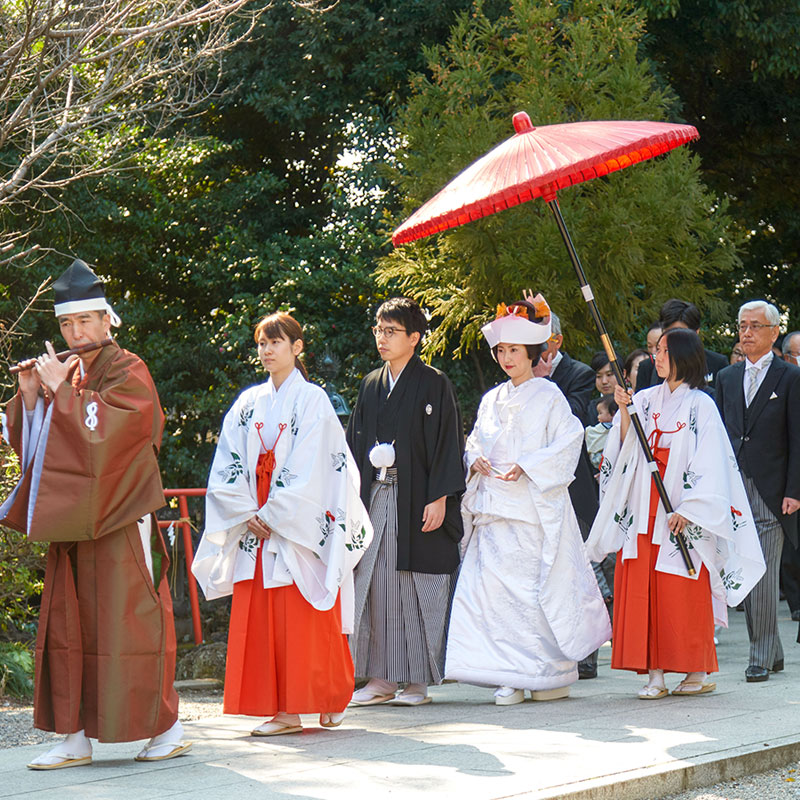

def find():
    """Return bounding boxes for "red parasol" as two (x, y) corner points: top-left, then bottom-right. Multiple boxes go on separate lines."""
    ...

(392, 113), (700, 575)
(393, 115), (698, 244)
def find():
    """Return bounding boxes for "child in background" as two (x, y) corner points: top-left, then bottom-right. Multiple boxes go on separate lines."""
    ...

(585, 394), (618, 470)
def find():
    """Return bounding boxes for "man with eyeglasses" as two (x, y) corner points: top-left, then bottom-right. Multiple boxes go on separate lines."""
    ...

(347, 297), (465, 707)
(716, 301), (800, 682)
(783, 331), (800, 367)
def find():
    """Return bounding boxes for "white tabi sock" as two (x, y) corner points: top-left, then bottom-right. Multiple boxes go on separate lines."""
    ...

(270, 712), (301, 727)
(140, 719), (185, 758)
(364, 678), (399, 695)
(399, 683), (427, 698)
(29, 730), (92, 766)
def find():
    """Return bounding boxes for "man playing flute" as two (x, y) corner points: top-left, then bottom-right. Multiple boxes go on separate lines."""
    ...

(1, 259), (190, 768)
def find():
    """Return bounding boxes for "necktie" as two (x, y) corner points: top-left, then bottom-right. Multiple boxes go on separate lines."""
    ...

(745, 365), (760, 407)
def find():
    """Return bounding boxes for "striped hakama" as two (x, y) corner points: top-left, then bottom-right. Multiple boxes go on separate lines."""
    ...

(351, 469), (451, 685)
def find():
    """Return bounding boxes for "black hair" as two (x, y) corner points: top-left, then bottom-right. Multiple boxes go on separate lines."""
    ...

(647, 320), (662, 333)
(590, 351), (610, 372)
(375, 297), (427, 343)
(623, 348), (649, 377)
(659, 298), (701, 332)
(491, 342), (544, 366)
(661, 328), (706, 389)
(597, 393), (618, 416)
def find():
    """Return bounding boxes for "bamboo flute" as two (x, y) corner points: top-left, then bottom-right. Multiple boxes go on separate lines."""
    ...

(9, 338), (114, 374)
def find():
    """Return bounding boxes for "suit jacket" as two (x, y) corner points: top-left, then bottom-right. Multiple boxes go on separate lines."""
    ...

(716, 357), (800, 546)
(637, 347), (728, 396)
(548, 351), (599, 530)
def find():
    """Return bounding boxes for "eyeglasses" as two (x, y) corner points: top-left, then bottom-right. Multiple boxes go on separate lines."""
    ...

(737, 322), (776, 332)
(372, 325), (407, 339)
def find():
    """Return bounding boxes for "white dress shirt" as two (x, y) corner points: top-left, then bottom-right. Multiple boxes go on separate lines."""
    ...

(742, 351), (773, 407)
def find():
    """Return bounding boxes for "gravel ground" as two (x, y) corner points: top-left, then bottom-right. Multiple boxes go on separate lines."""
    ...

(657, 764), (800, 799)
(0, 687), (224, 748)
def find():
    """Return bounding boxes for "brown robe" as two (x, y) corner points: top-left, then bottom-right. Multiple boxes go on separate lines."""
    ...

(3, 341), (178, 742)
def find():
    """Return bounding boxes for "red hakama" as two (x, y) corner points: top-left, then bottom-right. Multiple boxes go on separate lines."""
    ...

(223, 428), (354, 716)
(611, 445), (718, 675)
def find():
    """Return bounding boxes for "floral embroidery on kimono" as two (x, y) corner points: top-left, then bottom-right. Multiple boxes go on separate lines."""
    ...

(192, 368), (372, 633)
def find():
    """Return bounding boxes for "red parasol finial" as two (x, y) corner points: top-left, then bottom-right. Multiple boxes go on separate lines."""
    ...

(512, 112), (535, 134)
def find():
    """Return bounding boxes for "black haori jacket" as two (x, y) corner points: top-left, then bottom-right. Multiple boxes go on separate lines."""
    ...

(347, 355), (465, 574)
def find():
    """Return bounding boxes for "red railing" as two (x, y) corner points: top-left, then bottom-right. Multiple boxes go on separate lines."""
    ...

(158, 489), (205, 646)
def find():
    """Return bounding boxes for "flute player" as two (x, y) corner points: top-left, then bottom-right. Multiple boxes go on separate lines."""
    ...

(0, 259), (191, 768)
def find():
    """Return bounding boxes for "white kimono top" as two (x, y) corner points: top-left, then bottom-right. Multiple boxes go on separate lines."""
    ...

(585, 381), (766, 626)
(192, 369), (373, 633)
(461, 377), (612, 661)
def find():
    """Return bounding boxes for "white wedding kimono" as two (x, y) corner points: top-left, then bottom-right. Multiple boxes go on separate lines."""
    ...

(192, 368), (373, 633)
(445, 378), (611, 691)
(585, 382), (765, 627)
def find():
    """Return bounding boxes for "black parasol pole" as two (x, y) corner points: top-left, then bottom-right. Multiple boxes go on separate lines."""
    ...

(545, 195), (695, 577)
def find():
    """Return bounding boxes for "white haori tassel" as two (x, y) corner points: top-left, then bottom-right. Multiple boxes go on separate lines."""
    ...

(369, 441), (395, 481)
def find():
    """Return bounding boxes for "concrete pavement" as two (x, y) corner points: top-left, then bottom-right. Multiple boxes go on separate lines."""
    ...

(3, 610), (800, 800)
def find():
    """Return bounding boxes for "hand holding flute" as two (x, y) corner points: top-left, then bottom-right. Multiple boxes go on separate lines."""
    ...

(10, 339), (113, 374)
(16, 341), (80, 410)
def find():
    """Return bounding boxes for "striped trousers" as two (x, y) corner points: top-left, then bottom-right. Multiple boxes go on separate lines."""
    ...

(741, 474), (785, 668)
(350, 469), (451, 685)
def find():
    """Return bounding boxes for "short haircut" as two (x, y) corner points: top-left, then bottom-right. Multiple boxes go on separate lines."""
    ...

(597, 393), (618, 416)
(376, 297), (427, 341)
(659, 299), (701, 331)
(783, 331), (800, 356)
(591, 351), (610, 372)
(661, 328), (706, 389)
(491, 342), (544, 367)
(550, 311), (562, 336)
(647, 320), (662, 333)
(738, 300), (781, 327)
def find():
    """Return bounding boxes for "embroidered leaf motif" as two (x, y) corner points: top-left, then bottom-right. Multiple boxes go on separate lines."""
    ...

(729, 454), (740, 472)
(331, 452), (346, 472)
(683, 470), (699, 490)
(670, 523), (703, 548)
(346, 520), (369, 551)
(276, 467), (297, 488)
(290, 408), (299, 437)
(720, 567), (743, 592)
(238, 532), (258, 557)
(218, 452), (244, 484)
(238, 400), (254, 428)
(730, 505), (746, 532)
(688, 406), (698, 434)
(600, 458), (613, 479)
(614, 505), (633, 537)
(317, 510), (336, 547)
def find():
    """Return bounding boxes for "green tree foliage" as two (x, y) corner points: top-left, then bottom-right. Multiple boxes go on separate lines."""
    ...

(0, 642), (35, 699)
(380, 0), (740, 361)
(2, 0), (489, 486)
(641, 0), (800, 328)
(0, 444), (46, 641)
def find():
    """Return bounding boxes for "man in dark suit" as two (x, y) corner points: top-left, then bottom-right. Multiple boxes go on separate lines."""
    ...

(534, 311), (608, 679)
(637, 299), (728, 394)
(716, 301), (800, 682)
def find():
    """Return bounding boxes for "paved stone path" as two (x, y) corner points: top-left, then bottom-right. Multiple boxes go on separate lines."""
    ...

(3, 611), (799, 799)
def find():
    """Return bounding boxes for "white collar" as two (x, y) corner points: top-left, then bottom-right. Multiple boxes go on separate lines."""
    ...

(744, 351), (773, 370)
(388, 367), (403, 394)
